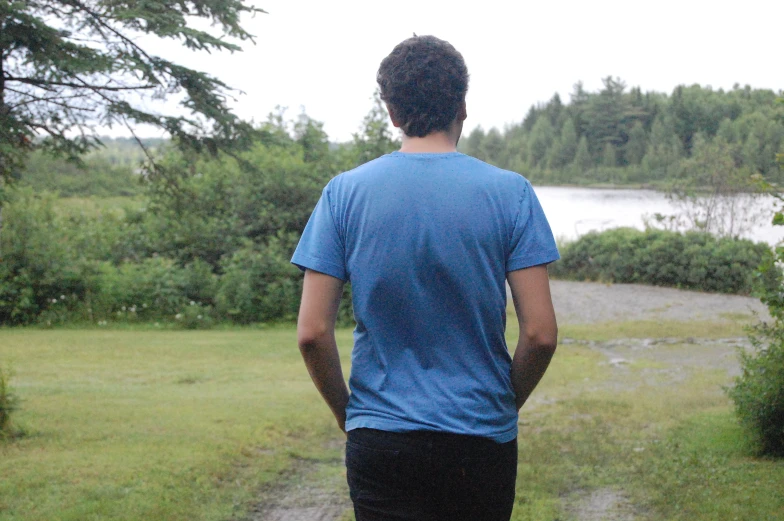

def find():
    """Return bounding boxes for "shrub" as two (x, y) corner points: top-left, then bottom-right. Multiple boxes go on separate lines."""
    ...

(92, 257), (216, 322)
(176, 302), (214, 330)
(0, 365), (19, 438)
(0, 189), (97, 325)
(216, 235), (303, 323)
(550, 228), (775, 294)
(728, 330), (784, 456)
(728, 177), (784, 457)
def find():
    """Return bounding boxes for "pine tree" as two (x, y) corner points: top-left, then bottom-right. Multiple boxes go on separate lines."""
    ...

(585, 77), (628, 156)
(557, 119), (578, 166)
(481, 128), (505, 166)
(0, 0), (265, 182)
(602, 143), (617, 168)
(352, 91), (400, 165)
(463, 126), (486, 159)
(625, 121), (648, 165)
(572, 136), (592, 174)
(527, 117), (554, 168)
(743, 133), (763, 173)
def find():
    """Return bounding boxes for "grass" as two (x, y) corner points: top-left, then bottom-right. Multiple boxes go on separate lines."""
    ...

(1, 320), (782, 521)
(560, 318), (751, 341)
(0, 328), (353, 521)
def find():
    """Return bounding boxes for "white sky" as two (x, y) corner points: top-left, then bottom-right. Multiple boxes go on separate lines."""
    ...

(122, 0), (783, 143)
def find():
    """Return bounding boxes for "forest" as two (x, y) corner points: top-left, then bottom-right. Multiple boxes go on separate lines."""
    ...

(459, 78), (784, 187)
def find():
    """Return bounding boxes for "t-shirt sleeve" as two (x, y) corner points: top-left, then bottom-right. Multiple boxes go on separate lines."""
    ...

(291, 185), (348, 281)
(507, 182), (560, 272)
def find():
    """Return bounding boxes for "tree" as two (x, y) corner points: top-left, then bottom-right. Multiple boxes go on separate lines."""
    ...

(669, 137), (765, 238)
(351, 90), (400, 166)
(0, 1), (265, 183)
(625, 121), (647, 165)
(548, 118), (577, 169)
(480, 127), (504, 165)
(601, 142), (616, 168)
(294, 112), (329, 164)
(572, 135), (592, 175)
(584, 76), (628, 155)
(642, 117), (682, 180)
(461, 126), (485, 159)
(527, 117), (554, 168)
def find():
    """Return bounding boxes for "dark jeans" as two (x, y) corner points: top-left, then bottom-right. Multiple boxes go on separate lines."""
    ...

(346, 428), (517, 521)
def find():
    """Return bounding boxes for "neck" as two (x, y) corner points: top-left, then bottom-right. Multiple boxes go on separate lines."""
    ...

(398, 121), (462, 154)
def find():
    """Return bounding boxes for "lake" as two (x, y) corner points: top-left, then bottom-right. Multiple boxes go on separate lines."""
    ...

(534, 186), (780, 246)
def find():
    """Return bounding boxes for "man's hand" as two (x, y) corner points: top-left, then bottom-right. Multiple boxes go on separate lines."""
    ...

(508, 265), (558, 410)
(297, 270), (350, 433)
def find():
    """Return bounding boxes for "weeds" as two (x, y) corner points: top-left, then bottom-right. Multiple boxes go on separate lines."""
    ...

(0, 364), (19, 438)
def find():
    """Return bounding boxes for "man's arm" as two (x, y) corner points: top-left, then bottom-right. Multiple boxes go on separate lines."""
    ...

(508, 265), (558, 410)
(297, 269), (349, 433)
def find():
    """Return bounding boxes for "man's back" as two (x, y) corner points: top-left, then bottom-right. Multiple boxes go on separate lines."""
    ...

(293, 34), (559, 521)
(293, 151), (559, 441)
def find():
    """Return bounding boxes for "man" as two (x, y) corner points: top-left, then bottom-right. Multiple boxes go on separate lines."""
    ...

(291, 35), (559, 521)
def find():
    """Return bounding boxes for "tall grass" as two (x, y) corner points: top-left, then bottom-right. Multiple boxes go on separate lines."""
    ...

(0, 365), (18, 437)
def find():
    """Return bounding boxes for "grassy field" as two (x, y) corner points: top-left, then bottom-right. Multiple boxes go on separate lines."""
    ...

(0, 328), (349, 521)
(1, 319), (783, 521)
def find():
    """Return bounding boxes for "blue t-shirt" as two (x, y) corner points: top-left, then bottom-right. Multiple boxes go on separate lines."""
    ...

(291, 151), (559, 442)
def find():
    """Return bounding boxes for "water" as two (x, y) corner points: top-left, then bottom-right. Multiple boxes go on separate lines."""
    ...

(534, 186), (780, 246)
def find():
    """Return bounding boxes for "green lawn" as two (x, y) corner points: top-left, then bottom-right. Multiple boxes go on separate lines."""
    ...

(0, 328), (352, 521)
(1, 322), (782, 521)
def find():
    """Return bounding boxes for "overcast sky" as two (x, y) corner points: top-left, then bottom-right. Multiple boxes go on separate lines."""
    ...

(126, 0), (783, 142)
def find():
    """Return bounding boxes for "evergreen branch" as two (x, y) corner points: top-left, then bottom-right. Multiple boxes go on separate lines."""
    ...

(6, 76), (155, 91)
(5, 87), (93, 112)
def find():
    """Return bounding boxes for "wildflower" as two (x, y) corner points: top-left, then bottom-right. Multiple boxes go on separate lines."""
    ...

(197, 315), (203, 320)
(121, 306), (127, 311)
(60, 295), (66, 300)
(175, 314), (183, 320)
(190, 301), (196, 306)
(130, 306), (136, 313)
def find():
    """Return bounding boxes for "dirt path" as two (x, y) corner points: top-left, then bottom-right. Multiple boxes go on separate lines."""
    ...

(250, 281), (768, 521)
(249, 446), (352, 521)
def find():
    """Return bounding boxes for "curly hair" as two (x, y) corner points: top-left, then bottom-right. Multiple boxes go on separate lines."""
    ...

(377, 35), (469, 138)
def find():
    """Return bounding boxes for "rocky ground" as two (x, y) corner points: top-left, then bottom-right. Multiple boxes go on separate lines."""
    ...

(549, 279), (768, 324)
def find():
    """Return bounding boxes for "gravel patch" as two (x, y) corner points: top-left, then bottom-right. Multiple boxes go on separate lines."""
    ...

(549, 280), (769, 324)
(563, 488), (640, 521)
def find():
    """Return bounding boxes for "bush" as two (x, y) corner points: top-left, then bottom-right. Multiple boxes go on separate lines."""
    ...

(92, 257), (217, 322)
(728, 331), (784, 456)
(216, 235), (302, 323)
(0, 189), (98, 325)
(550, 228), (775, 294)
(20, 151), (141, 197)
(728, 180), (784, 457)
(0, 365), (19, 438)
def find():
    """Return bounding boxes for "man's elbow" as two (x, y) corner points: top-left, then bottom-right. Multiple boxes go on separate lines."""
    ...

(297, 322), (332, 353)
(524, 327), (558, 354)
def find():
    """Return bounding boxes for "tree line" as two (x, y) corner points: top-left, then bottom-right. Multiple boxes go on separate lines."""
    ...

(459, 78), (784, 186)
